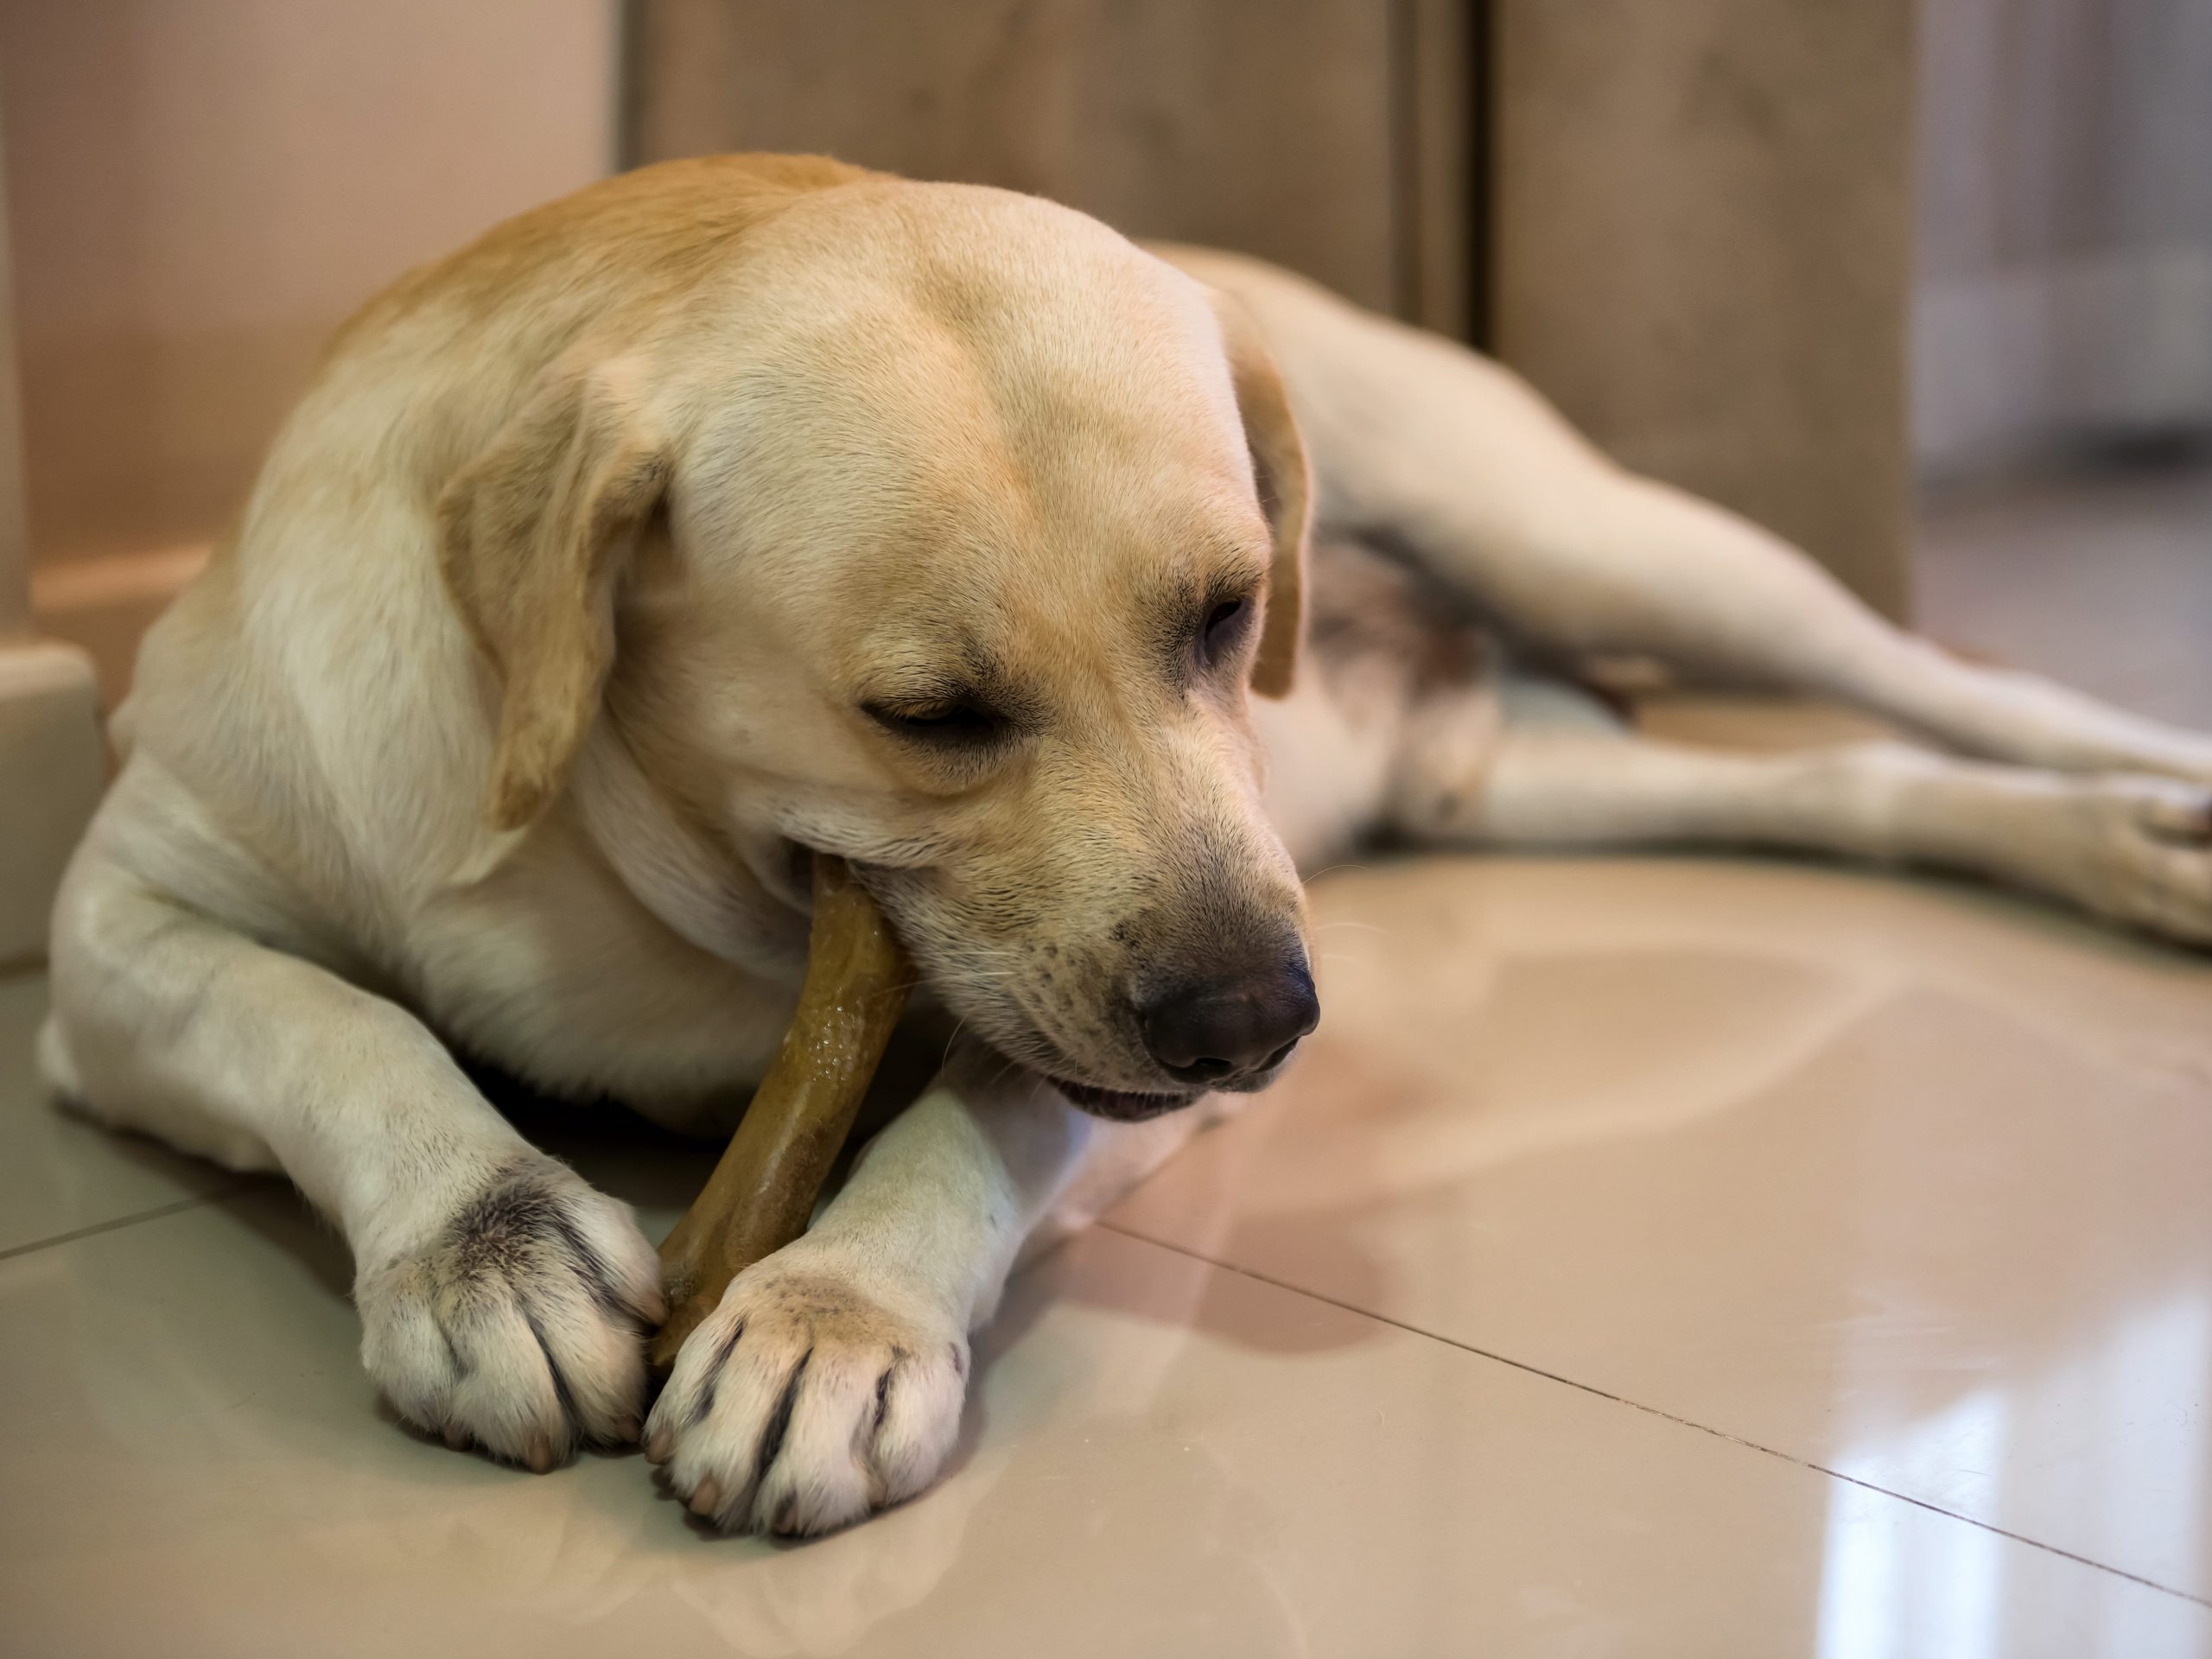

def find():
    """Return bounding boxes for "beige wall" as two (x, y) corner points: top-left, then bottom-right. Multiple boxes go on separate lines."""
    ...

(0, 110), (25, 642)
(0, 94), (105, 969)
(1916, 0), (2212, 473)
(1491, 0), (1916, 617)
(1, 0), (620, 571)
(626, 0), (1473, 337)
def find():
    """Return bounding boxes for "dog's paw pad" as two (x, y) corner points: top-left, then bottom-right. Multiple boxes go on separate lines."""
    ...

(646, 1250), (968, 1536)
(358, 1157), (663, 1469)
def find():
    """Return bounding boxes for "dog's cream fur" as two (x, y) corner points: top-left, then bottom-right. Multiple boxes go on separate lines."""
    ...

(41, 156), (2212, 1535)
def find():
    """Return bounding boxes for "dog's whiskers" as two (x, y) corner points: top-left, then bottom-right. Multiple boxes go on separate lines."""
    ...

(1301, 861), (1373, 882)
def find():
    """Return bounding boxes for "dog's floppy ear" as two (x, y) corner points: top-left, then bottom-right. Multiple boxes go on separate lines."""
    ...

(436, 357), (669, 832)
(1211, 294), (1311, 699)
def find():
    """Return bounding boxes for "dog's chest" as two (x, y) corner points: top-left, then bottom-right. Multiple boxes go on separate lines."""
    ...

(405, 826), (802, 1131)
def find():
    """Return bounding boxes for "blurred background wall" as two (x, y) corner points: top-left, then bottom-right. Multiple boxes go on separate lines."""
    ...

(0, 0), (616, 686)
(1916, 0), (2212, 476)
(623, 0), (1475, 336)
(0, 0), (2203, 706)
(626, 0), (1915, 617)
(1486, 0), (1914, 618)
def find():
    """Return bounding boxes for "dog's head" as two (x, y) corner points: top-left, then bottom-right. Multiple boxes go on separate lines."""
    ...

(437, 175), (1316, 1117)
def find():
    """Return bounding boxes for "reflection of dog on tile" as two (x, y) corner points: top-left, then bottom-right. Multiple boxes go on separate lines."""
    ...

(39, 156), (2212, 1535)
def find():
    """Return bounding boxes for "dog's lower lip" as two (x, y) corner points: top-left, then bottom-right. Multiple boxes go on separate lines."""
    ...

(1047, 1074), (1198, 1120)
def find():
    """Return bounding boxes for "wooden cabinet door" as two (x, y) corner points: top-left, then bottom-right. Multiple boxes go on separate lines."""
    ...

(625, 0), (1472, 332)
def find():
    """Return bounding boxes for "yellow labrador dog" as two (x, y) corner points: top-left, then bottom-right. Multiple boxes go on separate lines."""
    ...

(41, 156), (2212, 1535)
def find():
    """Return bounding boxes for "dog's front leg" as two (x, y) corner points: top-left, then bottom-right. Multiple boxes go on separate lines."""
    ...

(645, 1050), (1106, 1536)
(47, 830), (665, 1470)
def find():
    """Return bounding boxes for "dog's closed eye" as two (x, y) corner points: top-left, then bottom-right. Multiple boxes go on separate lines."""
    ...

(864, 698), (1007, 744)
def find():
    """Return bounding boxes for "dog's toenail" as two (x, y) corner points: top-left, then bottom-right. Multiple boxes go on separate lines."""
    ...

(688, 1477), (722, 1517)
(645, 1427), (673, 1464)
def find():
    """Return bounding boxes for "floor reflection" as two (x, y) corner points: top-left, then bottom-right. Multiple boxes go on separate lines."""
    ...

(1819, 1387), (2011, 1659)
(1820, 1286), (2211, 1656)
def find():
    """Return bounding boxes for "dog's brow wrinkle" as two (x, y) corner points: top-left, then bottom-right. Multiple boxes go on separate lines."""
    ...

(863, 669), (979, 707)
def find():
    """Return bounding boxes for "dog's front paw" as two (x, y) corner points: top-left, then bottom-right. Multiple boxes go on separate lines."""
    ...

(645, 1244), (968, 1536)
(356, 1157), (664, 1470)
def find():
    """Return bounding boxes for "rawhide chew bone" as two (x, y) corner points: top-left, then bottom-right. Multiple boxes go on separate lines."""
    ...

(651, 855), (910, 1369)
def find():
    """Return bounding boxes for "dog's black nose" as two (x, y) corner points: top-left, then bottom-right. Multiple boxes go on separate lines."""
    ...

(1140, 963), (1319, 1087)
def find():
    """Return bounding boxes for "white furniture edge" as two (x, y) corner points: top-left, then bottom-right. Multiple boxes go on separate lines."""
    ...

(0, 97), (105, 970)
(0, 637), (102, 970)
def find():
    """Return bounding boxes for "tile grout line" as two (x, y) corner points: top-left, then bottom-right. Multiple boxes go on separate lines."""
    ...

(0, 1186), (255, 1265)
(1096, 1218), (2212, 1611)
(6, 1175), (2198, 1610)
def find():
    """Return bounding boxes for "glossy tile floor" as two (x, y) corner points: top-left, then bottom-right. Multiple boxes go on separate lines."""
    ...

(4, 464), (2211, 1656)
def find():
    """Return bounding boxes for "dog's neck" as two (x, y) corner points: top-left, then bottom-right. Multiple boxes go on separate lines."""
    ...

(565, 718), (812, 985)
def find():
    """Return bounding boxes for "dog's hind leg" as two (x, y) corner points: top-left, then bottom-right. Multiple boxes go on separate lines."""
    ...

(1188, 250), (2212, 785)
(46, 764), (665, 1471)
(1424, 459), (2212, 788)
(1389, 712), (2212, 946)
